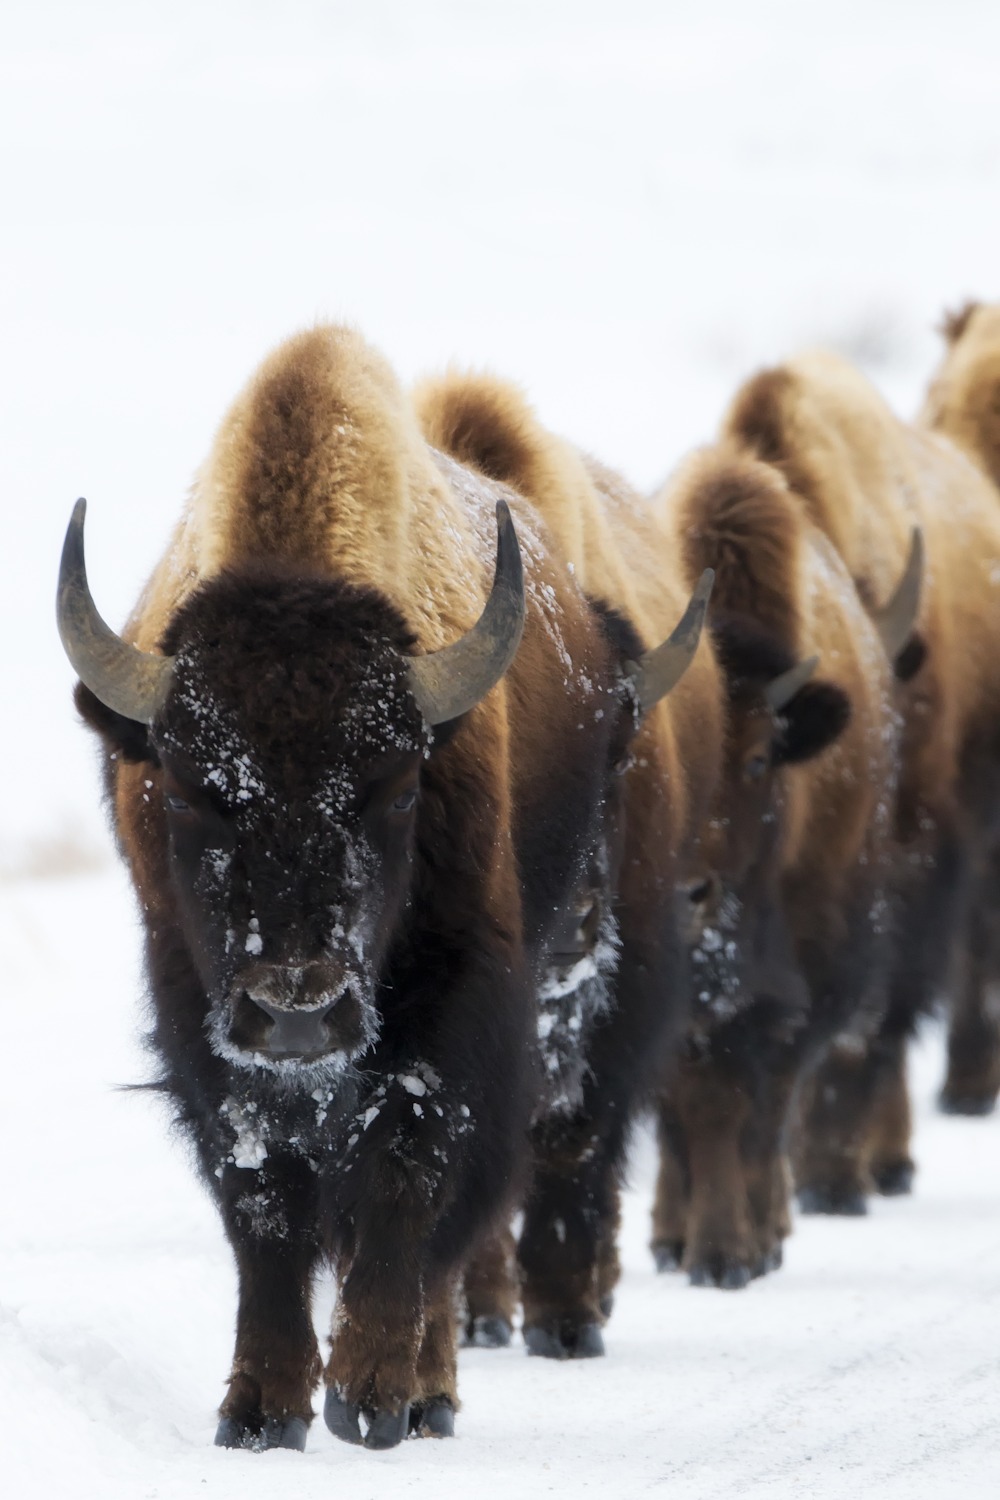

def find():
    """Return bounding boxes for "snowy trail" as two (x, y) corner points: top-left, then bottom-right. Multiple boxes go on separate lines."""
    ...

(5, 3), (1000, 1493)
(3, 869), (998, 1499)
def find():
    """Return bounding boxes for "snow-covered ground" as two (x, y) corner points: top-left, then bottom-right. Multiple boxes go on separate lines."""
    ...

(3, 2), (1000, 1496)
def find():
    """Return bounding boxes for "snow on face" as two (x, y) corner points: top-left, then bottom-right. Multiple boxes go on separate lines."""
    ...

(536, 858), (621, 1118)
(155, 622), (427, 1087)
(689, 891), (746, 1027)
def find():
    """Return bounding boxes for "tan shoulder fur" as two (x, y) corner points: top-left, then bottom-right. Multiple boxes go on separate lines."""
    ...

(129, 327), (498, 654)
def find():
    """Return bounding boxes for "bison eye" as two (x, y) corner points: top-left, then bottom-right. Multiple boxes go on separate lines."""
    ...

(165, 793), (191, 813)
(744, 754), (769, 783)
(391, 788), (417, 813)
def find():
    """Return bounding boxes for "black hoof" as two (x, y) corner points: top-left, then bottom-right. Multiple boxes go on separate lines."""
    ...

(754, 1244), (783, 1277)
(410, 1399), (456, 1438)
(524, 1321), (605, 1360)
(323, 1389), (362, 1445)
(214, 1414), (308, 1452)
(688, 1260), (752, 1291)
(364, 1405), (411, 1450)
(468, 1314), (512, 1349)
(570, 1322), (605, 1358)
(873, 1160), (915, 1196)
(323, 1388), (411, 1449)
(797, 1185), (868, 1217)
(524, 1325), (566, 1360)
(652, 1241), (683, 1273)
(939, 1090), (997, 1117)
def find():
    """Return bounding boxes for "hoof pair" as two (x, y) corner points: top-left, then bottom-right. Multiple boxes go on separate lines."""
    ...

(796, 1157), (915, 1216)
(939, 1089), (997, 1117)
(653, 1240), (782, 1288)
(214, 1415), (309, 1453)
(523, 1321), (605, 1359)
(469, 1311), (607, 1359)
(323, 1389), (455, 1447)
(215, 1393), (455, 1454)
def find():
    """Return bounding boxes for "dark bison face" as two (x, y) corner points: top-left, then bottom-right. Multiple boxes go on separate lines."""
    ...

(683, 617), (851, 1019)
(150, 573), (430, 1080)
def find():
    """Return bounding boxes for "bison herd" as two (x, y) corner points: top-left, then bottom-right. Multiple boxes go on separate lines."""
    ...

(57, 299), (1000, 1451)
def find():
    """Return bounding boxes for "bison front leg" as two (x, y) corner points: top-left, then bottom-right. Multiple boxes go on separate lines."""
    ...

(214, 1161), (322, 1452)
(941, 892), (1000, 1115)
(518, 1114), (618, 1360)
(651, 1102), (691, 1272)
(324, 1260), (462, 1449)
(323, 1111), (472, 1450)
(671, 1056), (756, 1289)
(462, 1225), (519, 1347)
(868, 1039), (916, 1195)
(410, 1280), (461, 1436)
(324, 1251), (425, 1450)
(793, 1035), (906, 1215)
(742, 1109), (793, 1276)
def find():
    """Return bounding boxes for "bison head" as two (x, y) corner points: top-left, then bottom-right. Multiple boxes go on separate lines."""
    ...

(682, 616), (851, 1023)
(58, 499), (524, 1082)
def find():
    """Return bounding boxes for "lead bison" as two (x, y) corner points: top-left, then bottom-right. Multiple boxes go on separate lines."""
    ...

(58, 326), (705, 1450)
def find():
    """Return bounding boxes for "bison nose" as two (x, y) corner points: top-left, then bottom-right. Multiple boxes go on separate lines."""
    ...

(226, 962), (368, 1063)
(679, 873), (720, 944)
(684, 877), (717, 908)
(228, 987), (340, 1061)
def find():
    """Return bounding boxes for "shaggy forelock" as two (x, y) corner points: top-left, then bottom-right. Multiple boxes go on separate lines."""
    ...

(158, 569), (427, 783)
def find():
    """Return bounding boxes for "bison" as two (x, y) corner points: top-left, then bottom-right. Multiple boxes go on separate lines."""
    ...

(725, 345), (1000, 1208)
(920, 300), (1000, 1115)
(646, 445), (908, 1283)
(58, 326), (708, 1448)
(414, 371), (721, 1347)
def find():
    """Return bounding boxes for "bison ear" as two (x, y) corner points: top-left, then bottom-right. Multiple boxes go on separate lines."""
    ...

(74, 681), (157, 764)
(772, 681), (851, 766)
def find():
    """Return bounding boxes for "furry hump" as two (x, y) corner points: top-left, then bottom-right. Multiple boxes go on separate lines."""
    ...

(922, 300), (1000, 493)
(671, 447), (805, 654)
(413, 368), (637, 615)
(127, 326), (494, 655)
(722, 351), (917, 609)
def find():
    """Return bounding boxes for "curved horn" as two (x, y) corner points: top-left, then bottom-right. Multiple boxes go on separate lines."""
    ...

(56, 498), (175, 722)
(765, 654), (819, 713)
(873, 527), (924, 661)
(626, 568), (714, 714)
(407, 499), (526, 725)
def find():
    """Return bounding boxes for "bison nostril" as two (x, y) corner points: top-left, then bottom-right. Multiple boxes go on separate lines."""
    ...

(229, 991), (275, 1052)
(687, 880), (712, 905)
